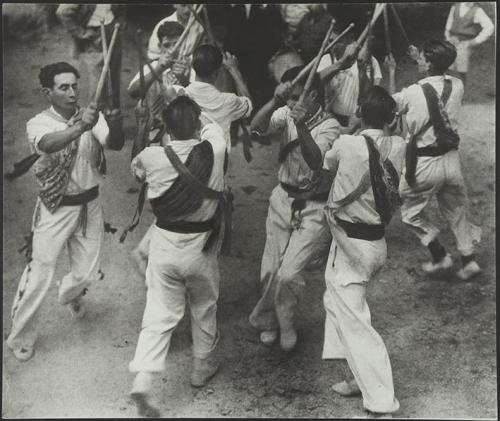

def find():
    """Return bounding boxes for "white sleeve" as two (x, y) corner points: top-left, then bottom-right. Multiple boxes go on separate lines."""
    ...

(26, 118), (55, 153)
(201, 122), (226, 155)
(92, 112), (109, 147)
(473, 7), (494, 45)
(131, 153), (146, 182)
(317, 54), (332, 73)
(445, 5), (455, 35)
(128, 64), (156, 90)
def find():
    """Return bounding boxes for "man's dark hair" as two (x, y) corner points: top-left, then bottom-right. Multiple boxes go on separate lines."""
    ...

(157, 21), (184, 43)
(360, 86), (396, 129)
(422, 39), (457, 74)
(331, 32), (356, 60)
(162, 95), (201, 140)
(39, 62), (80, 88)
(280, 65), (324, 106)
(192, 44), (223, 78)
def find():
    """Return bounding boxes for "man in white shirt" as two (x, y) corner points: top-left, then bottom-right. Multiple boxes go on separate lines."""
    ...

(322, 86), (404, 418)
(6, 62), (115, 362)
(248, 66), (341, 352)
(317, 34), (382, 130)
(387, 39), (482, 281)
(185, 44), (253, 152)
(128, 96), (227, 417)
(444, 2), (494, 86)
(147, 4), (191, 60)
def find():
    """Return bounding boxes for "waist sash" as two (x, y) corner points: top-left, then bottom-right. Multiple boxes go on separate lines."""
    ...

(155, 218), (214, 233)
(334, 216), (385, 241)
(60, 185), (99, 206)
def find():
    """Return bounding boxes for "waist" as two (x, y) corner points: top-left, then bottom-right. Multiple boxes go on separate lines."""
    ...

(60, 186), (99, 206)
(334, 216), (385, 241)
(417, 144), (457, 157)
(280, 182), (328, 202)
(155, 218), (215, 234)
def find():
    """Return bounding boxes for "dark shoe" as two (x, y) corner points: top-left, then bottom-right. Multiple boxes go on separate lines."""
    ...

(190, 352), (219, 387)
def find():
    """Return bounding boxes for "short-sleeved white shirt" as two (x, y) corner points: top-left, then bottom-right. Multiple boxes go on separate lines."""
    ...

(185, 81), (253, 151)
(27, 106), (109, 194)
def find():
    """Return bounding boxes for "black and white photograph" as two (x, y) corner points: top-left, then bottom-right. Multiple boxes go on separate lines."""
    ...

(2, 2), (496, 419)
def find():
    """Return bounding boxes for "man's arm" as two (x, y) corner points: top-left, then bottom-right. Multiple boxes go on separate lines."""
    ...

(37, 104), (99, 154)
(291, 91), (323, 171)
(250, 82), (290, 134)
(223, 52), (252, 101)
(384, 54), (397, 95)
(471, 7), (494, 45)
(127, 57), (171, 99)
(444, 5), (455, 41)
(319, 43), (358, 85)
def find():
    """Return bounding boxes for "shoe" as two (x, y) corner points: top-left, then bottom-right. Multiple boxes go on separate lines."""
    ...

(132, 248), (148, 276)
(130, 372), (159, 418)
(68, 296), (86, 319)
(422, 254), (453, 276)
(190, 352), (219, 387)
(456, 260), (482, 281)
(331, 379), (361, 397)
(280, 326), (297, 352)
(260, 330), (278, 346)
(11, 346), (34, 361)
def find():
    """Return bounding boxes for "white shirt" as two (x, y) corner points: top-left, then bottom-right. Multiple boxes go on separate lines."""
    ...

(280, 4), (327, 33)
(185, 81), (253, 151)
(27, 107), (109, 194)
(324, 129), (406, 225)
(267, 105), (340, 189)
(131, 123), (226, 222)
(445, 3), (494, 45)
(147, 12), (180, 60)
(87, 4), (114, 27)
(317, 54), (382, 117)
(392, 74), (464, 148)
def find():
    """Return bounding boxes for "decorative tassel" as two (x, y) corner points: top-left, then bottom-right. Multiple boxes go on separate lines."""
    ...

(5, 153), (41, 180)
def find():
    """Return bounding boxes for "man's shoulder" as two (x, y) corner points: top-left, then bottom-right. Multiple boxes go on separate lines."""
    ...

(27, 109), (58, 127)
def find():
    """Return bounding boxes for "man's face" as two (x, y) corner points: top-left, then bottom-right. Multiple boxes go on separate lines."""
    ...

(43, 72), (79, 112)
(159, 35), (181, 55)
(174, 4), (190, 25)
(286, 84), (304, 110)
(418, 51), (431, 74)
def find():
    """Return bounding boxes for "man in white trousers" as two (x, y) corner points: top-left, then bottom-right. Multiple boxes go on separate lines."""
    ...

(322, 86), (405, 418)
(387, 39), (482, 280)
(128, 95), (227, 418)
(7, 62), (113, 361)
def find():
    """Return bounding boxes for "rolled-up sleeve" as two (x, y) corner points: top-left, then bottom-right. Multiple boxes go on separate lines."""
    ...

(26, 119), (56, 154)
(92, 112), (110, 147)
(267, 106), (288, 135)
(131, 153), (146, 182)
(323, 140), (341, 173)
(315, 119), (341, 157)
(223, 93), (253, 121)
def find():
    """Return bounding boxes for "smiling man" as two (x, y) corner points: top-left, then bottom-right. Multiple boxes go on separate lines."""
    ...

(6, 62), (118, 361)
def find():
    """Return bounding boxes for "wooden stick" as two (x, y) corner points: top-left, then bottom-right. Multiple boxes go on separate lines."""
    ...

(389, 3), (411, 47)
(355, 3), (385, 48)
(291, 23), (355, 87)
(100, 20), (114, 107)
(171, 4), (203, 55)
(383, 4), (392, 56)
(300, 19), (336, 101)
(136, 29), (147, 101)
(94, 23), (120, 105)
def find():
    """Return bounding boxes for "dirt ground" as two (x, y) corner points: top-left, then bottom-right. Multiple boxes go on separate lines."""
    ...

(2, 22), (496, 419)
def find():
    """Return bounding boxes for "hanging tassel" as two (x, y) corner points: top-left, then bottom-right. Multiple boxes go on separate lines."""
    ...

(119, 183), (147, 243)
(18, 231), (34, 262)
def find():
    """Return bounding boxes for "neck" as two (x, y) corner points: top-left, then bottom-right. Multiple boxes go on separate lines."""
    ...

(52, 104), (76, 120)
(195, 74), (217, 85)
(427, 70), (444, 77)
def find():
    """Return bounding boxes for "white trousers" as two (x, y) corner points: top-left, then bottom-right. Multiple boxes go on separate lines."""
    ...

(322, 217), (399, 414)
(400, 150), (481, 256)
(129, 225), (220, 373)
(249, 185), (331, 332)
(7, 197), (104, 350)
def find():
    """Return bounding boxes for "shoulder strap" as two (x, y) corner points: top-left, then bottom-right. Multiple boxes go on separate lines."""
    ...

(164, 144), (222, 200)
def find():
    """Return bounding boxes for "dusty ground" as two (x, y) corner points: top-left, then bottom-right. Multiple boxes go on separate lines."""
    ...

(2, 22), (496, 419)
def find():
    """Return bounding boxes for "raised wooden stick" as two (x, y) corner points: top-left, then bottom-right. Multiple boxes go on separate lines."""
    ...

(389, 3), (411, 47)
(291, 23), (355, 87)
(383, 4), (392, 56)
(171, 4), (203, 55)
(94, 23), (120, 105)
(100, 20), (114, 107)
(300, 19), (336, 101)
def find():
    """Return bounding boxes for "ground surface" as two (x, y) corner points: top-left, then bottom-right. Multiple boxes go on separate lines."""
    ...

(2, 21), (496, 419)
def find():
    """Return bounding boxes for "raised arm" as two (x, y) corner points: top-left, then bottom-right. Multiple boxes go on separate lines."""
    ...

(319, 43), (358, 85)
(127, 54), (173, 100)
(223, 52), (252, 101)
(37, 104), (99, 154)
(250, 82), (290, 134)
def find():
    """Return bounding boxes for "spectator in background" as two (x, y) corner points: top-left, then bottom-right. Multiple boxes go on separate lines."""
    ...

(147, 4), (191, 60)
(444, 2), (494, 87)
